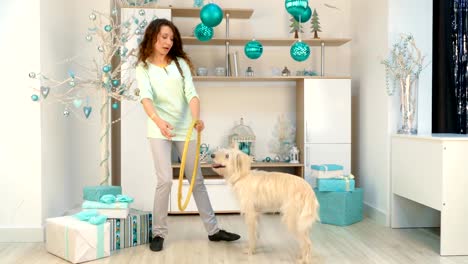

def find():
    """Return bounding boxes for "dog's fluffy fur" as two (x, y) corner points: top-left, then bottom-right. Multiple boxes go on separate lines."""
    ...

(211, 147), (319, 263)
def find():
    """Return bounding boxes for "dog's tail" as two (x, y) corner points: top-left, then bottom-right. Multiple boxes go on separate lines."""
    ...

(297, 188), (320, 232)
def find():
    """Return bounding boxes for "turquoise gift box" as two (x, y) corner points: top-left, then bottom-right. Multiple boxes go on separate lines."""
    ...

(314, 188), (363, 226)
(83, 186), (122, 202)
(317, 178), (355, 192)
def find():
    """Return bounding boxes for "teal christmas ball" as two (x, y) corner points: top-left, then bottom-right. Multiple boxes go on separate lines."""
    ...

(293, 6), (312, 23)
(290, 41), (310, 62)
(285, 0), (308, 17)
(112, 102), (119, 109)
(244, 40), (263, 60)
(31, 94), (39, 101)
(102, 65), (112, 73)
(111, 79), (120, 87)
(194, 23), (214, 42)
(104, 25), (112, 32)
(200, 3), (224, 27)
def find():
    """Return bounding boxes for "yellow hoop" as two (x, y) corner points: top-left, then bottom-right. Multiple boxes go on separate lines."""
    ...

(177, 120), (201, 212)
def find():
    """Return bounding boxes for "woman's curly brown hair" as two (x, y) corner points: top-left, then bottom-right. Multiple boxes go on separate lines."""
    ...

(137, 18), (194, 77)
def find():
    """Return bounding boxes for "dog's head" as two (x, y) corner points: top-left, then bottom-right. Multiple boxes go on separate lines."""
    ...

(211, 144), (252, 184)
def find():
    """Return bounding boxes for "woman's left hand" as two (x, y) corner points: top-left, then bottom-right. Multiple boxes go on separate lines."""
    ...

(194, 120), (205, 132)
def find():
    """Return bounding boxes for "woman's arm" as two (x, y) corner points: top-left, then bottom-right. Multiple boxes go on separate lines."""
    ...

(141, 98), (174, 139)
(189, 97), (204, 132)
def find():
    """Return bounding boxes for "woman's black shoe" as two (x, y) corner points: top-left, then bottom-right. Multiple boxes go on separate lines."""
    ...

(208, 230), (241, 242)
(150, 236), (164, 251)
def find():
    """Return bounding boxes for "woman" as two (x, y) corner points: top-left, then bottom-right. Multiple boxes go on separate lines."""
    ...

(136, 18), (240, 252)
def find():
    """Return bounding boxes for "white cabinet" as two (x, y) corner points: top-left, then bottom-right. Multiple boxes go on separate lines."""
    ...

(169, 179), (240, 213)
(391, 134), (468, 255)
(303, 79), (351, 144)
(297, 78), (351, 180)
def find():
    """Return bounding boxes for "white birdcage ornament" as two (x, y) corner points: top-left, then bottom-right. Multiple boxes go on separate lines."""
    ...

(229, 118), (256, 158)
(289, 145), (299, 163)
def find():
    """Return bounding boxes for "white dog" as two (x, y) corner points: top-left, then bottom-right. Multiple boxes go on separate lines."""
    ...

(211, 147), (319, 263)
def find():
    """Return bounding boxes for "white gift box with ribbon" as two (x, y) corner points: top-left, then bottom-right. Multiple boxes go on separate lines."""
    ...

(311, 164), (345, 179)
(46, 216), (110, 263)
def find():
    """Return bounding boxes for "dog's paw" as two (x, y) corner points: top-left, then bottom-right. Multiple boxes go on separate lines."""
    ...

(243, 246), (256, 255)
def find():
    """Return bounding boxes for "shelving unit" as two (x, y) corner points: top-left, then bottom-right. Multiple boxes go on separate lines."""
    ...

(120, 6), (352, 214)
(182, 37), (351, 47)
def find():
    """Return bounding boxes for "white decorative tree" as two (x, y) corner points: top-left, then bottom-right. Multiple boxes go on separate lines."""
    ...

(29, 10), (144, 185)
(268, 115), (296, 161)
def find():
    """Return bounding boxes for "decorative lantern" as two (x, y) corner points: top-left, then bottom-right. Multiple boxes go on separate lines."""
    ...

(229, 118), (256, 159)
(289, 145), (299, 163)
(290, 41), (310, 62)
(200, 3), (224, 27)
(293, 6), (312, 23)
(244, 40), (263, 60)
(194, 23), (214, 42)
(285, 0), (308, 17)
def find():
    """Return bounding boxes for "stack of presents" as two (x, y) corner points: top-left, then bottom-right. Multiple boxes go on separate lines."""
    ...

(45, 186), (152, 263)
(310, 164), (363, 226)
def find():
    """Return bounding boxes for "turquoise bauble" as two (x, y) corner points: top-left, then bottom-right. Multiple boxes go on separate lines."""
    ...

(104, 25), (112, 32)
(290, 41), (310, 62)
(285, 0), (308, 17)
(112, 102), (119, 109)
(111, 79), (120, 87)
(200, 3), (224, 27)
(293, 6), (312, 23)
(31, 94), (39, 101)
(244, 40), (263, 60)
(194, 23), (214, 42)
(102, 65), (112, 73)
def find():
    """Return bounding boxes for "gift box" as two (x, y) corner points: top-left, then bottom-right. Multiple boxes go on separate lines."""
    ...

(317, 177), (355, 192)
(311, 164), (344, 179)
(314, 188), (363, 226)
(84, 208), (130, 219)
(83, 186), (122, 202)
(46, 216), (110, 263)
(107, 209), (152, 251)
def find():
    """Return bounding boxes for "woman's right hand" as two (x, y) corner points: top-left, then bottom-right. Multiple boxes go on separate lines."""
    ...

(155, 118), (175, 139)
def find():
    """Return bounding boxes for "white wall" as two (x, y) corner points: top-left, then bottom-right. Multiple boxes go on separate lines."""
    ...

(0, 0), (114, 242)
(351, 0), (432, 225)
(0, 0), (43, 242)
(40, 0), (76, 230)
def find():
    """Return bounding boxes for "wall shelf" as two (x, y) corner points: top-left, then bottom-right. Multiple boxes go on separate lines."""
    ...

(172, 162), (304, 179)
(192, 76), (351, 81)
(172, 7), (253, 19)
(120, 5), (254, 19)
(183, 37), (351, 47)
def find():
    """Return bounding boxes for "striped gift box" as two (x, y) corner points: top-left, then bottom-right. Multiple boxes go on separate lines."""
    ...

(107, 209), (152, 251)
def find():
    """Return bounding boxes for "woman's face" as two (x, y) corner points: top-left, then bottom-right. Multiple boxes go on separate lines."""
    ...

(154, 25), (174, 57)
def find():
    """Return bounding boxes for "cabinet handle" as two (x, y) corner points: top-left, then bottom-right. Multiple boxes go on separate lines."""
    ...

(305, 145), (310, 167)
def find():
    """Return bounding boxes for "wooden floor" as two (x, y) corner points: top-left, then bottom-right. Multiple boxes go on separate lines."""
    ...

(2, 214), (468, 264)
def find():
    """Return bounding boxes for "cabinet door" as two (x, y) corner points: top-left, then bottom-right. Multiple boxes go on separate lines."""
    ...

(304, 143), (351, 179)
(303, 79), (351, 144)
(170, 180), (240, 213)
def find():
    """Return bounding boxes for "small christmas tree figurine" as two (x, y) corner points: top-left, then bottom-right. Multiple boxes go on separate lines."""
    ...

(289, 16), (303, 39)
(310, 9), (322, 39)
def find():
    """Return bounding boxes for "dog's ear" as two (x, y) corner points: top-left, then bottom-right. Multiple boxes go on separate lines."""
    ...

(235, 152), (251, 176)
